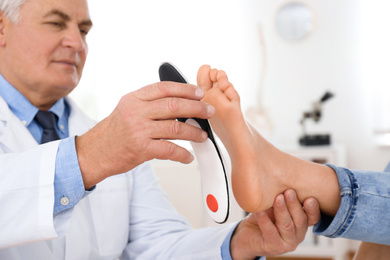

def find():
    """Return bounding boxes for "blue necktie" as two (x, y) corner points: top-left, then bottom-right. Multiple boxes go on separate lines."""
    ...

(34, 110), (60, 144)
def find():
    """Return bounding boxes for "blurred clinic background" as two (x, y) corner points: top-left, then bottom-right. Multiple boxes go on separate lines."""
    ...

(71, 1), (390, 259)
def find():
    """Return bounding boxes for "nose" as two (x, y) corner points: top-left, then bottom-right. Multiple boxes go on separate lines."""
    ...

(62, 26), (86, 51)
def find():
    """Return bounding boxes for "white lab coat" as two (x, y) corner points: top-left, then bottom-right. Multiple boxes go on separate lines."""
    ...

(0, 96), (234, 260)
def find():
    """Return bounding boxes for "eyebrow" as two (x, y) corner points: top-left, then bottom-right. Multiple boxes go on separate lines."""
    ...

(44, 9), (93, 27)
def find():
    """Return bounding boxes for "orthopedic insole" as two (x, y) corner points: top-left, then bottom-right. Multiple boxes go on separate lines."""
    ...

(159, 62), (230, 224)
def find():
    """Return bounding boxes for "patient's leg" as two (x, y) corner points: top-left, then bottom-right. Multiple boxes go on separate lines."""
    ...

(197, 65), (340, 215)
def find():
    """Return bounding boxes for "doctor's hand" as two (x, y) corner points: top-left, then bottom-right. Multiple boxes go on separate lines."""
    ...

(75, 82), (214, 189)
(230, 189), (321, 260)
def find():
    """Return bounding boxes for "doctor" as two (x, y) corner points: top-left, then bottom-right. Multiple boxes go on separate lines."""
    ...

(0, 0), (321, 259)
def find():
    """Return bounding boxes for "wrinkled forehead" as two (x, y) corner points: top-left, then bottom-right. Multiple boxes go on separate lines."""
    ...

(20, 0), (91, 22)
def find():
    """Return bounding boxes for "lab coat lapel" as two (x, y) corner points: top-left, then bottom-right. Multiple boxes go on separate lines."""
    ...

(0, 96), (38, 152)
(65, 99), (133, 256)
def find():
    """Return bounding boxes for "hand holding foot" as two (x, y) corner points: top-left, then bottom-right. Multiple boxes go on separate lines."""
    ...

(230, 189), (321, 259)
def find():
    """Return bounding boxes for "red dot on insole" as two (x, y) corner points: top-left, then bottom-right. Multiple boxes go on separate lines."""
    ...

(206, 194), (218, 213)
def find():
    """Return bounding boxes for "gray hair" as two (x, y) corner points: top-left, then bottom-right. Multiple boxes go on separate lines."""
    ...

(0, 0), (26, 23)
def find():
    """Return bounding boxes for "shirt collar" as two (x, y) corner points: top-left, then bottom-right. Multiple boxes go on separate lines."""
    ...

(0, 73), (66, 127)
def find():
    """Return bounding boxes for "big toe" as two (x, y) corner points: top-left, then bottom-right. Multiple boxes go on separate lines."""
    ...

(197, 64), (213, 91)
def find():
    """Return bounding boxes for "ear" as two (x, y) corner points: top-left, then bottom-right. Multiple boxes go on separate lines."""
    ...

(0, 11), (7, 46)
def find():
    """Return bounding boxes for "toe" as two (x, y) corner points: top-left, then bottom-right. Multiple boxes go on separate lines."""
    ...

(217, 70), (228, 81)
(210, 68), (218, 82)
(216, 70), (230, 92)
(197, 65), (213, 91)
(216, 70), (240, 102)
(225, 85), (240, 103)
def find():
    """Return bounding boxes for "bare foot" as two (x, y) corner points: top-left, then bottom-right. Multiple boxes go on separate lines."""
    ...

(196, 65), (287, 213)
(196, 65), (340, 215)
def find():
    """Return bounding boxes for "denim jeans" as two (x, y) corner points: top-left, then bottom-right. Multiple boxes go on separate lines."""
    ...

(313, 163), (390, 245)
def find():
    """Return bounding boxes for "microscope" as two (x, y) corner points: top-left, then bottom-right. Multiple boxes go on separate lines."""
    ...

(299, 91), (334, 146)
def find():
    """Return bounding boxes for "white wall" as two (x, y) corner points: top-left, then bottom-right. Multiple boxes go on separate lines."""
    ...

(248, 0), (390, 172)
(73, 0), (390, 174)
(72, 0), (257, 120)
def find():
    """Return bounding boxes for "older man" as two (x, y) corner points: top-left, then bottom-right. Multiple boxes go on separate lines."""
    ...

(0, 0), (321, 259)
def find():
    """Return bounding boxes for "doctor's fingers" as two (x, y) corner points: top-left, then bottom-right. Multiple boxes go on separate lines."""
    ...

(271, 193), (299, 247)
(148, 120), (208, 143)
(147, 139), (194, 164)
(303, 197), (321, 226)
(145, 97), (215, 120)
(280, 190), (310, 243)
(135, 82), (205, 101)
(255, 211), (297, 254)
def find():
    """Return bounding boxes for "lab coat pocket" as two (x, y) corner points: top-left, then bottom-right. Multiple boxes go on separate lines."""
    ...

(88, 173), (133, 257)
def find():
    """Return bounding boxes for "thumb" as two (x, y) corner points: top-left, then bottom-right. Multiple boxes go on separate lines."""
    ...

(303, 197), (321, 226)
